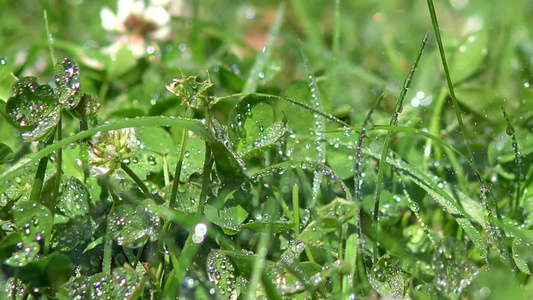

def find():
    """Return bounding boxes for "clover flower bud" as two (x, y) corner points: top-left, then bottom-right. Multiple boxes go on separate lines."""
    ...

(89, 128), (138, 177)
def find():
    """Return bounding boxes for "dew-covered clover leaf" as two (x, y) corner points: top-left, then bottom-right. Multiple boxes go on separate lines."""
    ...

(109, 200), (161, 248)
(14, 201), (53, 244)
(368, 255), (408, 299)
(228, 94), (288, 157)
(54, 57), (81, 108)
(298, 198), (358, 246)
(6, 77), (59, 140)
(66, 266), (144, 299)
(206, 251), (245, 299)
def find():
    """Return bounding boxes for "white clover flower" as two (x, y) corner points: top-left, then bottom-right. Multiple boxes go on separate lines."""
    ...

(89, 128), (138, 177)
(100, 0), (172, 57)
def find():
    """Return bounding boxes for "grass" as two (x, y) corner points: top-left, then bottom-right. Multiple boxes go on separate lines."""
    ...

(1, 0), (533, 299)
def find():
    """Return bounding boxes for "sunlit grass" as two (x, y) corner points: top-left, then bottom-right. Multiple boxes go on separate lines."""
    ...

(0, 0), (532, 299)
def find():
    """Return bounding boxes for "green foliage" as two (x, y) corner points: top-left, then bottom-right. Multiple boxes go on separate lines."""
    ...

(1, 0), (533, 299)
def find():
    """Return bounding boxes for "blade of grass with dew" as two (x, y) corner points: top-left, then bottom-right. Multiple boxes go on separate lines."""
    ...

(169, 108), (192, 208)
(300, 44), (326, 208)
(0, 116), (246, 185)
(221, 92), (348, 127)
(351, 92), (383, 294)
(251, 160), (352, 202)
(328, 123), (490, 197)
(401, 182), (438, 249)
(426, 0), (511, 267)
(502, 107), (522, 216)
(242, 3), (285, 94)
(372, 33), (428, 262)
(363, 146), (488, 260)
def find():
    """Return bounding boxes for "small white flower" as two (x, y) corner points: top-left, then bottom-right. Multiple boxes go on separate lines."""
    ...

(100, 0), (173, 57)
(89, 128), (138, 177)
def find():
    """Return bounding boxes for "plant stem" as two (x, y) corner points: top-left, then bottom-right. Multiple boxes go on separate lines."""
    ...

(103, 200), (116, 275)
(169, 108), (191, 208)
(292, 184), (300, 237)
(179, 103), (214, 273)
(121, 162), (155, 201)
(29, 130), (56, 203)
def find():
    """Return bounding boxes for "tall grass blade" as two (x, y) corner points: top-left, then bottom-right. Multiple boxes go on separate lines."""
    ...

(242, 4), (285, 94)
(372, 34), (427, 262)
(364, 146), (488, 260)
(426, 0), (511, 267)
(300, 44), (327, 208)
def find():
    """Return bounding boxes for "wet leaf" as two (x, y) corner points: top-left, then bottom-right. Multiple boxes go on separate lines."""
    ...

(0, 57), (17, 102)
(241, 121), (287, 159)
(297, 197), (359, 245)
(455, 87), (504, 124)
(315, 197), (358, 228)
(205, 204), (248, 235)
(325, 132), (356, 180)
(6, 76), (59, 127)
(109, 204), (148, 248)
(19, 252), (72, 289)
(368, 255), (408, 299)
(54, 57), (81, 108)
(363, 146), (488, 260)
(2, 277), (26, 300)
(53, 215), (96, 251)
(449, 30), (489, 84)
(83, 236), (103, 253)
(57, 177), (91, 218)
(14, 201), (53, 244)
(206, 251), (244, 299)
(67, 266), (144, 299)
(241, 218), (294, 233)
(228, 95), (287, 157)
(4, 240), (40, 267)
(0, 142), (14, 164)
(178, 138), (206, 181)
(467, 267), (526, 300)
(137, 127), (175, 154)
(512, 233), (533, 275)
(109, 200), (161, 248)
(21, 108), (60, 141)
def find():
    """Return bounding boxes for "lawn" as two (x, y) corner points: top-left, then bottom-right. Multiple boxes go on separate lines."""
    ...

(1, 0), (533, 299)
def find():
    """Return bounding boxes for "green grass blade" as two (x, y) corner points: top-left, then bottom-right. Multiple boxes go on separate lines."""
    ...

(242, 3), (285, 94)
(223, 92), (348, 127)
(251, 160), (352, 202)
(364, 146), (488, 260)
(426, 0), (511, 267)
(300, 44), (326, 208)
(372, 34), (427, 262)
(43, 10), (56, 66)
(0, 116), (246, 185)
